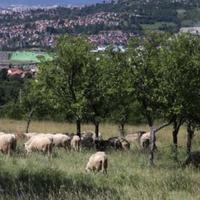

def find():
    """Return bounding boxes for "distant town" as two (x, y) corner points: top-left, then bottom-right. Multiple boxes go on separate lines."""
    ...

(0, 6), (132, 50)
(0, 0), (200, 51)
(0, 0), (200, 75)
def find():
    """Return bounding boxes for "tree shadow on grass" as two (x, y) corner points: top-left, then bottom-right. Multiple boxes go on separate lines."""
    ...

(0, 168), (121, 200)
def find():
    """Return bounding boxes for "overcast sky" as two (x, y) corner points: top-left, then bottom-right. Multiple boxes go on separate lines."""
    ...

(1, 0), (103, 7)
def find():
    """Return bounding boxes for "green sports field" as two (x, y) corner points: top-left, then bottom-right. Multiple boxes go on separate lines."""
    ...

(9, 51), (53, 63)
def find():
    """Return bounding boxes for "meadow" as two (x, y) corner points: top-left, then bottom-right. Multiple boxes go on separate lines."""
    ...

(0, 119), (200, 200)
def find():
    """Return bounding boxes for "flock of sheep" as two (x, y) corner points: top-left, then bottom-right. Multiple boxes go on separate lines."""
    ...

(0, 130), (199, 171)
(0, 130), (152, 173)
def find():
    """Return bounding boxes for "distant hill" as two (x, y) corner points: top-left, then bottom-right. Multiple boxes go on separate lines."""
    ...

(0, 0), (103, 7)
(0, 0), (200, 50)
(83, 0), (200, 32)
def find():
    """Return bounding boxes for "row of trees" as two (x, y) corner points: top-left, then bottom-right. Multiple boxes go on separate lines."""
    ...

(25, 32), (200, 165)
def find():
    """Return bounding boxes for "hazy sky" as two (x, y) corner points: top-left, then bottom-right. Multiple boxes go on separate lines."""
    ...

(0, 0), (103, 6)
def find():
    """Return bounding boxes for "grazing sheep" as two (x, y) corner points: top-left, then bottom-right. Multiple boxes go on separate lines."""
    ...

(24, 133), (54, 147)
(107, 137), (123, 150)
(140, 132), (151, 149)
(81, 136), (95, 149)
(81, 131), (102, 149)
(119, 138), (130, 150)
(82, 130), (94, 138)
(140, 132), (157, 151)
(71, 135), (81, 151)
(95, 139), (110, 151)
(24, 133), (71, 150)
(86, 151), (108, 174)
(0, 134), (17, 156)
(24, 136), (53, 158)
(53, 134), (71, 150)
(24, 132), (39, 139)
(82, 130), (102, 140)
(125, 131), (146, 144)
(95, 137), (129, 151)
(183, 151), (200, 168)
(65, 133), (75, 138)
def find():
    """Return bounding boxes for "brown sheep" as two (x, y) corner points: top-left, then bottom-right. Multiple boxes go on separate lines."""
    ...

(0, 134), (17, 156)
(86, 151), (108, 174)
(71, 135), (81, 151)
(25, 136), (53, 159)
(119, 138), (130, 150)
(82, 130), (102, 140)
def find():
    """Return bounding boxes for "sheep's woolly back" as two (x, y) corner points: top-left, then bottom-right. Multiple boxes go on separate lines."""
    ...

(86, 151), (107, 172)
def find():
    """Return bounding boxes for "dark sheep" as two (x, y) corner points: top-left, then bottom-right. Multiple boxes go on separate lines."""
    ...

(182, 151), (200, 168)
(81, 136), (95, 149)
(107, 137), (123, 150)
(90, 136), (130, 151)
(95, 139), (110, 151)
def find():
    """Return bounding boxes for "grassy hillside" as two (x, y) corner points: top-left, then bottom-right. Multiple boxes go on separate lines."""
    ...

(0, 119), (200, 199)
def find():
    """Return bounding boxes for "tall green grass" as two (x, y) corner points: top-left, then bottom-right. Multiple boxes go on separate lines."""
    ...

(0, 119), (199, 199)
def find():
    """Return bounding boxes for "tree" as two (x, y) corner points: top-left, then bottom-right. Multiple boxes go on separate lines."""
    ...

(160, 33), (200, 157)
(128, 32), (172, 165)
(0, 68), (8, 81)
(22, 79), (53, 133)
(102, 47), (132, 136)
(83, 53), (111, 138)
(37, 35), (91, 136)
(0, 75), (25, 119)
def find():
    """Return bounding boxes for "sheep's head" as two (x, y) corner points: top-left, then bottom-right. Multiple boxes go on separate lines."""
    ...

(85, 166), (90, 173)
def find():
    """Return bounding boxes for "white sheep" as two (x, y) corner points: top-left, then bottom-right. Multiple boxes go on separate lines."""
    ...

(71, 135), (81, 151)
(24, 136), (53, 159)
(0, 134), (17, 156)
(53, 134), (71, 150)
(86, 151), (108, 174)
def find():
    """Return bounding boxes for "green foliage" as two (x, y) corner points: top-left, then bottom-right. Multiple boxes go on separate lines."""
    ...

(83, 52), (110, 124)
(3, 33), (200, 128)
(160, 33), (200, 125)
(101, 47), (133, 125)
(0, 76), (25, 119)
(127, 32), (170, 125)
(22, 79), (54, 120)
(1, 102), (23, 119)
(36, 35), (93, 124)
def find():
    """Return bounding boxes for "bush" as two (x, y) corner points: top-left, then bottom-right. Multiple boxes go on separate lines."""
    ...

(0, 102), (24, 120)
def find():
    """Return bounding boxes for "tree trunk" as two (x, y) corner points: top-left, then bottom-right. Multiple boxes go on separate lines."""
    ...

(95, 121), (99, 138)
(171, 118), (182, 161)
(172, 129), (178, 160)
(143, 107), (155, 166)
(119, 123), (125, 137)
(26, 109), (34, 133)
(147, 120), (174, 166)
(186, 122), (195, 155)
(149, 126), (156, 166)
(76, 119), (81, 137)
